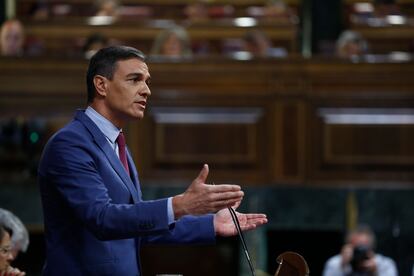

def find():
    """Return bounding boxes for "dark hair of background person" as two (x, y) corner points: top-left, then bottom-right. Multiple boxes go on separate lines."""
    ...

(86, 46), (146, 104)
(83, 33), (108, 54)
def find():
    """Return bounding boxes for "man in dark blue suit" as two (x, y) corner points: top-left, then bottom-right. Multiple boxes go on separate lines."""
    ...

(38, 46), (267, 275)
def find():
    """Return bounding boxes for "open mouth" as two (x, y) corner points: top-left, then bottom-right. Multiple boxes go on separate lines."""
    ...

(136, 101), (146, 109)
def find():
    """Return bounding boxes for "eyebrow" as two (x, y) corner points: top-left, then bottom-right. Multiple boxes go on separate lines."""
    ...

(126, 72), (151, 81)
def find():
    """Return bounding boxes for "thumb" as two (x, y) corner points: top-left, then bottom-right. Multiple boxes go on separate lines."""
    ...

(195, 164), (209, 184)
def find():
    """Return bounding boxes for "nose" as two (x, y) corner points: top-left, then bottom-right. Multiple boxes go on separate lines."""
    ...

(140, 83), (151, 97)
(6, 251), (13, 262)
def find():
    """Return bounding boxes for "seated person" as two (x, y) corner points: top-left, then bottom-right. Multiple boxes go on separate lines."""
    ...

(0, 209), (29, 260)
(94, 0), (120, 17)
(150, 27), (193, 59)
(0, 225), (25, 276)
(263, 0), (294, 19)
(0, 19), (25, 57)
(243, 30), (287, 58)
(184, 2), (209, 22)
(322, 224), (397, 276)
(247, 0), (296, 21)
(82, 33), (109, 59)
(336, 30), (369, 59)
(28, 3), (50, 20)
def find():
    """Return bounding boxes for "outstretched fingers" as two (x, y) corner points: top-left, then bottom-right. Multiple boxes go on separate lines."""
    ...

(209, 183), (241, 192)
(240, 214), (268, 231)
(208, 189), (244, 210)
(244, 213), (267, 220)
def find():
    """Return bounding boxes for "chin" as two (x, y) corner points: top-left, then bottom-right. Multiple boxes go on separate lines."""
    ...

(133, 112), (145, 120)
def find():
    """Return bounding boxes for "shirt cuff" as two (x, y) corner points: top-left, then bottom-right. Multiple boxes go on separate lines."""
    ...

(167, 197), (175, 225)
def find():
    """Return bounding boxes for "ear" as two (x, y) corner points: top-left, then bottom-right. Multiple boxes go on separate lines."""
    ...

(93, 75), (108, 97)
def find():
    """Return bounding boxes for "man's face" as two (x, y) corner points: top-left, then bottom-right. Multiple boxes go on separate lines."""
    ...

(100, 58), (151, 126)
(349, 233), (373, 249)
(0, 22), (24, 56)
(162, 33), (183, 57)
(0, 231), (13, 272)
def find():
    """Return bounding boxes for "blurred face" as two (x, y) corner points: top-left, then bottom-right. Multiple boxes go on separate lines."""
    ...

(0, 231), (13, 272)
(0, 21), (24, 56)
(338, 42), (363, 58)
(246, 35), (271, 57)
(349, 233), (373, 249)
(95, 0), (119, 16)
(162, 33), (183, 57)
(94, 58), (151, 128)
(344, 42), (362, 56)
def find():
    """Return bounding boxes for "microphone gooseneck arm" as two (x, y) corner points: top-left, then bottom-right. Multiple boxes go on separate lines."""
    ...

(228, 207), (256, 276)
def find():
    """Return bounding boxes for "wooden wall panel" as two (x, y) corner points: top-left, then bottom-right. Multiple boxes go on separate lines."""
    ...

(139, 105), (269, 184)
(309, 106), (414, 183)
(320, 108), (414, 165)
(150, 107), (263, 165)
(272, 101), (306, 183)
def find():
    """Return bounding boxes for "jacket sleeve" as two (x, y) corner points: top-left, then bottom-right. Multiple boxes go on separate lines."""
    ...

(141, 214), (216, 245)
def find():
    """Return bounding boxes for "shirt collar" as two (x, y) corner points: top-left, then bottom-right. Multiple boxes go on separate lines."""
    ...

(85, 106), (120, 144)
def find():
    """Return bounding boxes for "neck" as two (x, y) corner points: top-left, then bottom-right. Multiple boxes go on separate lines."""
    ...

(89, 102), (125, 129)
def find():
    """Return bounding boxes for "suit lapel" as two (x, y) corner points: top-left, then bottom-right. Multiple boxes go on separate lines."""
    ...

(75, 110), (140, 203)
(127, 149), (142, 200)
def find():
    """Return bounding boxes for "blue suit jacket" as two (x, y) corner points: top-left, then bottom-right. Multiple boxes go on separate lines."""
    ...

(38, 110), (215, 275)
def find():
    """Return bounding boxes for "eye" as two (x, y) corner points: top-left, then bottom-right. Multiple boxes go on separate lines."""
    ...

(128, 77), (139, 83)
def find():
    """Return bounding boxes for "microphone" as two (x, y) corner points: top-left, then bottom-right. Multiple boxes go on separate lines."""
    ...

(228, 207), (256, 276)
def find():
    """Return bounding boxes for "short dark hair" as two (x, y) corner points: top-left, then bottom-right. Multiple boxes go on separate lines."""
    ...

(86, 46), (146, 103)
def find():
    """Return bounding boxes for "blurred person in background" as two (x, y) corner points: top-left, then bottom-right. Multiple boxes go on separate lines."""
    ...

(247, 0), (295, 21)
(83, 33), (110, 59)
(94, 0), (120, 17)
(323, 224), (397, 276)
(0, 19), (25, 57)
(0, 225), (26, 276)
(263, 0), (293, 18)
(243, 30), (287, 58)
(336, 30), (369, 59)
(150, 27), (193, 58)
(28, 2), (50, 20)
(184, 2), (209, 21)
(0, 209), (29, 260)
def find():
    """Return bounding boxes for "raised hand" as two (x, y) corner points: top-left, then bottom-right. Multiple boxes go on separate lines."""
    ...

(172, 164), (244, 219)
(1, 266), (26, 276)
(213, 207), (267, 237)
